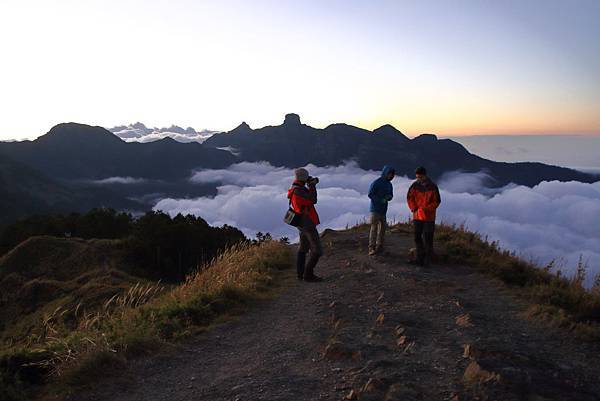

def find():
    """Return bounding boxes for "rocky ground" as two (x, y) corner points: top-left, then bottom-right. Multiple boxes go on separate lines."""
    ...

(67, 227), (600, 401)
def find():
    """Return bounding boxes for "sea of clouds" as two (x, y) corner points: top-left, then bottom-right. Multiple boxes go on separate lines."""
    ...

(109, 123), (217, 143)
(154, 162), (600, 285)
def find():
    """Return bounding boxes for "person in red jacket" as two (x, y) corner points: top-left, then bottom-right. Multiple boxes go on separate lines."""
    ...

(287, 168), (323, 282)
(407, 166), (441, 267)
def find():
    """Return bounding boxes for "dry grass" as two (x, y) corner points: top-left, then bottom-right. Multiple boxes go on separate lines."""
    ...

(0, 240), (292, 400)
(427, 222), (600, 340)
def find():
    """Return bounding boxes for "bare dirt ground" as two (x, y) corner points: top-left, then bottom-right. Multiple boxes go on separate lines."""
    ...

(68, 227), (600, 401)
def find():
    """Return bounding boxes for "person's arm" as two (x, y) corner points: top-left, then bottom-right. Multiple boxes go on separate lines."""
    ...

(423, 186), (441, 211)
(385, 183), (393, 201)
(407, 185), (417, 212)
(368, 180), (377, 200)
(294, 187), (316, 209)
(433, 185), (441, 209)
(307, 183), (318, 204)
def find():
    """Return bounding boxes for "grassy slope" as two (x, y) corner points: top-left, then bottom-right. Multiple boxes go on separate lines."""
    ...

(0, 236), (147, 345)
(2, 223), (599, 400)
(0, 240), (292, 401)
(429, 223), (600, 339)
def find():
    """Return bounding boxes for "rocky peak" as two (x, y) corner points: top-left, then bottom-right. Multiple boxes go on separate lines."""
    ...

(283, 113), (301, 126)
(232, 122), (252, 133)
(132, 122), (148, 130)
(373, 124), (410, 141)
(414, 133), (438, 142)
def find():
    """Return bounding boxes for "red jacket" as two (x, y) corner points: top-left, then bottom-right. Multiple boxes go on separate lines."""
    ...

(407, 178), (441, 222)
(288, 180), (320, 227)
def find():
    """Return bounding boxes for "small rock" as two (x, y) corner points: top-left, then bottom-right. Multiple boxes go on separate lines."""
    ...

(362, 377), (386, 393)
(403, 341), (416, 354)
(324, 341), (353, 360)
(384, 383), (420, 401)
(463, 344), (472, 358)
(455, 313), (473, 327)
(463, 360), (500, 385)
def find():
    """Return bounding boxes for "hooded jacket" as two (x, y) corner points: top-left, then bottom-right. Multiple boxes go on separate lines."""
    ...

(287, 180), (320, 228)
(368, 165), (394, 215)
(407, 177), (441, 222)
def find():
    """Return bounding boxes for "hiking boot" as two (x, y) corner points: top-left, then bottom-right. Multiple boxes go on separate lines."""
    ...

(423, 256), (432, 268)
(368, 248), (377, 256)
(303, 274), (323, 282)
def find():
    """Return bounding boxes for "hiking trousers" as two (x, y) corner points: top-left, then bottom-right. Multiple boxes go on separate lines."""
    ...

(369, 212), (386, 251)
(414, 220), (435, 266)
(297, 226), (323, 279)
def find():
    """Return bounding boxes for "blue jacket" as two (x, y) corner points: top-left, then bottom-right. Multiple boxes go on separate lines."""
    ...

(368, 165), (394, 215)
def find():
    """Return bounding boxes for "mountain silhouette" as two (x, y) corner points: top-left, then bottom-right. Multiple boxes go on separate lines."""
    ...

(0, 152), (140, 226)
(0, 123), (236, 180)
(0, 116), (597, 226)
(204, 114), (596, 186)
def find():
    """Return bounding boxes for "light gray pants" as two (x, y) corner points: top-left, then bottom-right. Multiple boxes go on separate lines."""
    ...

(369, 212), (386, 251)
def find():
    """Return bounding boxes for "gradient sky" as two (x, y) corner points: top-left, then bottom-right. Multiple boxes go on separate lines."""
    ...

(1, 0), (599, 140)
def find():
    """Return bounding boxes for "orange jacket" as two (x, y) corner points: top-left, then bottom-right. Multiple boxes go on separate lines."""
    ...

(288, 180), (320, 227)
(407, 178), (441, 222)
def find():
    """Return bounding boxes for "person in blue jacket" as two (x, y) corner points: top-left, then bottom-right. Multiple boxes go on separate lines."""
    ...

(368, 165), (395, 255)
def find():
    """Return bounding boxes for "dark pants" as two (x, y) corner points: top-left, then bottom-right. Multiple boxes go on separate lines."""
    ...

(297, 226), (323, 279)
(414, 220), (435, 266)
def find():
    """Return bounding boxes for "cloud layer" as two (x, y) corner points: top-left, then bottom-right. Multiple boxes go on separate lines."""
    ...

(90, 176), (148, 185)
(109, 122), (218, 143)
(154, 162), (600, 285)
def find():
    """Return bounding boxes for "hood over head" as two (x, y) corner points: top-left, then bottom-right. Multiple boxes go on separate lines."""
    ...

(381, 165), (395, 177)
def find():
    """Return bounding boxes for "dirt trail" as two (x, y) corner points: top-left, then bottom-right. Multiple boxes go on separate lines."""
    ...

(70, 228), (600, 401)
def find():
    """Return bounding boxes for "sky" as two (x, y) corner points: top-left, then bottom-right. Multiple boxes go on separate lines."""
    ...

(1, 0), (599, 140)
(447, 135), (600, 169)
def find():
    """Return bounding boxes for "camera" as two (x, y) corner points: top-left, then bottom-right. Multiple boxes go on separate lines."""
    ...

(307, 176), (319, 185)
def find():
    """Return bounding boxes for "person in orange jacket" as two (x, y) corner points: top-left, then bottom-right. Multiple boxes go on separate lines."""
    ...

(407, 166), (441, 267)
(287, 168), (323, 282)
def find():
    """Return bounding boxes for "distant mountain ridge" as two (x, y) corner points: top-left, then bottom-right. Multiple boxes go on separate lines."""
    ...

(0, 152), (138, 227)
(0, 123), (236, 180)
(204, 113), (597, 187)
(0, 115), (597, 226)
(110, 122), (218, 143)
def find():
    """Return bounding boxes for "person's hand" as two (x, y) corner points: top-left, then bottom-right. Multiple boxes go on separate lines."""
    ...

(307, 176), (319, 186)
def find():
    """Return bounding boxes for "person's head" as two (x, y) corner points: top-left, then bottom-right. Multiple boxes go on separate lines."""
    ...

(415, 166), (427, 181)
(294, 167), (309, 183)
(382, 165), (396, 181)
